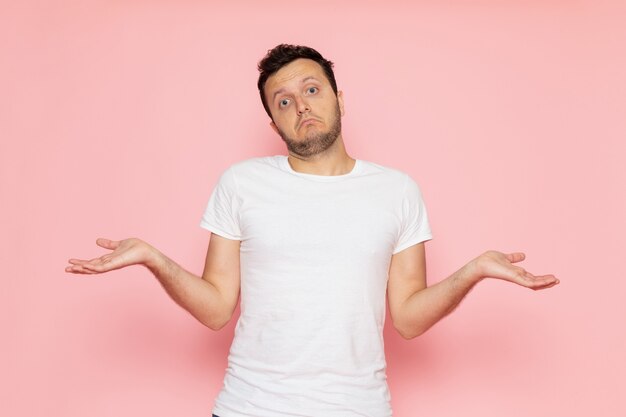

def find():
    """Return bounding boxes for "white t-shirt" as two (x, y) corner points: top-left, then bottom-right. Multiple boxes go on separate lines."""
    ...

(200, 155), (432, 417)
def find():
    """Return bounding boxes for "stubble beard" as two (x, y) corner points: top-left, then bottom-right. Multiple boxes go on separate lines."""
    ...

(276, 101), (342, 158)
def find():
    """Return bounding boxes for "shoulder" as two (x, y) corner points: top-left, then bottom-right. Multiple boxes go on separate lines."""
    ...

(226, 155), (283, 175)
(358, 159), (411, 183)
(357, 159), (428, 200)
(215, 156), (288, 189)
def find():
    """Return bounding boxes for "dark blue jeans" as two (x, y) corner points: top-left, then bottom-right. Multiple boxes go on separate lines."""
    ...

(212, 415), (219, 417)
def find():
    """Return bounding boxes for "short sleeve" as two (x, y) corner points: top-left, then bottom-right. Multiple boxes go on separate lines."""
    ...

(393, 174), (432, 254)
(200, 167), (242, 240)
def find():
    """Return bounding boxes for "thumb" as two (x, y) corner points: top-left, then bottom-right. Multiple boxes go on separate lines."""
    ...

(96, 238), (120, 250)
(505, 252), (526, 263)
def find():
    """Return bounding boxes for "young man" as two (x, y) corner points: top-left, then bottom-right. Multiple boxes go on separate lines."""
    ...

(66, 44), (559, 417)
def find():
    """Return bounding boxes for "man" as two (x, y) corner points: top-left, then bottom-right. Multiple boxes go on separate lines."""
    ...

(66, 44), (559, 417)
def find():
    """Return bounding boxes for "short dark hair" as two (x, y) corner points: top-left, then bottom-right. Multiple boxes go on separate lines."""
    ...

(257, 44), (338, 119)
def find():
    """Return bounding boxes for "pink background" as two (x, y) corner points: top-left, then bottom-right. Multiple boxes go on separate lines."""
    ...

(2, 1), (625, 416)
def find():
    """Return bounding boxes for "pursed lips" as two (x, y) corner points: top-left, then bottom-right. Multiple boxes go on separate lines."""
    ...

(298, 118), (319, 129)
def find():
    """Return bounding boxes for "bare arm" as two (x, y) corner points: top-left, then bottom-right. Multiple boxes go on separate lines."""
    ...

(65, 234), (241, 330)
(387, 244), (559, 340)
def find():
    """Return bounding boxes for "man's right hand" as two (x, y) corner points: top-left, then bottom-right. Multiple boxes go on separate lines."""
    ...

(66, 234), (241, 330)
(65, 238), (157, 274)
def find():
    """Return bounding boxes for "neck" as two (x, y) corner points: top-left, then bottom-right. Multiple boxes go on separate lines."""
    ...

(286, 135), (355, 176)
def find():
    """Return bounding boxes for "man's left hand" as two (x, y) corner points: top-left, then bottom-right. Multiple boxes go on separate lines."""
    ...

(467, 251), (560, 290)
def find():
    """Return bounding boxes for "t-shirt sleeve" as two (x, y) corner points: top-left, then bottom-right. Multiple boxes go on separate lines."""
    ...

(199, 166), (242, 240)
(393, 174), (433, 254)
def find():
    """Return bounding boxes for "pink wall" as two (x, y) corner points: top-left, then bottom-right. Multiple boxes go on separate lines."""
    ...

(2, 1), (625, 416)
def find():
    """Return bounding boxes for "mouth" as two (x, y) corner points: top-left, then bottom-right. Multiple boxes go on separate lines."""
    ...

(299, 118), (319, 129)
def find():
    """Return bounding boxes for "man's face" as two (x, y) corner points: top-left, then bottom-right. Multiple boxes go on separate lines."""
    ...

(264, 58), (345, 158)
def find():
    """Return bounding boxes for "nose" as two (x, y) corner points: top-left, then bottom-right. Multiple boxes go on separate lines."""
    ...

(295, 96), (310, 116)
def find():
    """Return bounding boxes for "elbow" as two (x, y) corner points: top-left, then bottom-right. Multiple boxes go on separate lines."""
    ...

(206, 321), (225, 331)
(394, 321), (427, 340)
(202, 312), (232, 331)
(205, 319), (228, 331)
(397, 329), (421, 340)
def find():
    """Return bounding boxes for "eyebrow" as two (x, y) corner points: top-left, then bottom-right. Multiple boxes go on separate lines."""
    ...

(271, 76), (320, 102)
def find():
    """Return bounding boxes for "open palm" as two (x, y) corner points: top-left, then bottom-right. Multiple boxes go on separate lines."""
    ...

(473, 250), (559, 290)
(66, 238), (152, 274)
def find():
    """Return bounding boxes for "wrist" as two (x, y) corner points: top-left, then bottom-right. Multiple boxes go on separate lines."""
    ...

(144, 244), (165, 272)
(459, 259), (484, 287)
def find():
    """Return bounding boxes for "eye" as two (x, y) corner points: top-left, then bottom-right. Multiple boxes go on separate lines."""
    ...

(307, 86), (318, 94)
(279, 98), (290, 108)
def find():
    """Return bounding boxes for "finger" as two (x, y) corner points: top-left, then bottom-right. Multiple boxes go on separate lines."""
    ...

(67, 257), (105, 272)
(533, 273), (558, 282)
(68, 258), (89, 265)
(522, 273), (559, 289)
(96, 238), (120, 250)
(81, 262), (111, 273)
(65, 264), (99, 274)
(68, 259), (104, 271)
(505, 252), (526, 264)
(82, 255), (126, 272)
(527, 277), (559, 290)
(532, 281), (560, 290)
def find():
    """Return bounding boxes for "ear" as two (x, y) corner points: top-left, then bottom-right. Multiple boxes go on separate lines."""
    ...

(270, 120), (279, 135)
(337, 90), (345, 117)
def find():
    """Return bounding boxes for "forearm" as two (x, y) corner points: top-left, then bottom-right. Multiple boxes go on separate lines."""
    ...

(145, 248), (228, 330)
(396, 263), (480, 339)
